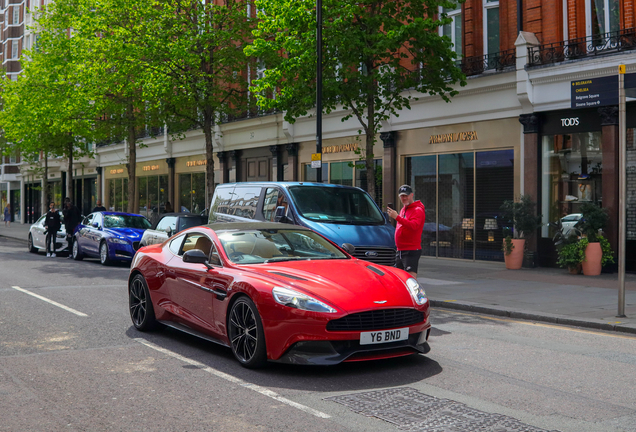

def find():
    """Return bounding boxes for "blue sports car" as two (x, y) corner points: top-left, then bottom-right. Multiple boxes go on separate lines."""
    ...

(72, 212), (151, 265)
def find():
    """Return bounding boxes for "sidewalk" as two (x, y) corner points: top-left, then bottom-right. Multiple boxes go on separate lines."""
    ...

(2, 223), (635, 334)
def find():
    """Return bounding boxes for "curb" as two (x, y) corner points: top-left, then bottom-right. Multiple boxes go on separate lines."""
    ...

(430, 299), (636, 335)
(0, 233), (28, 244)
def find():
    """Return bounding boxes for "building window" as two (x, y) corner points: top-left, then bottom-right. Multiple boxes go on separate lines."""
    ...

(13, 5), (19, 25)
(11, 40), (18, 59)
(25, 34), (30, 50)
(587, 0), (620, 37)
(439, 5), (462, 58)
(179, 172), (206, 214)
(329, 161), (353, 187)
(483, 0), (499, 55)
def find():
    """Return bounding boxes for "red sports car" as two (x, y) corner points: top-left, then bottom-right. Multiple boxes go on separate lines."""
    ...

(128, 222), (431, 368)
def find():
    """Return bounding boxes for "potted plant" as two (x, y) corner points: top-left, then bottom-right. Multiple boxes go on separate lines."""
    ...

(577, 203), (614, 275)
(556, 235), (585, 274)
(499, 195), (542, 270)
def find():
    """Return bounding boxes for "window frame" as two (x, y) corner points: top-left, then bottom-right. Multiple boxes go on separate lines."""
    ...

(585, 0), (620, 37)
(482, 0), (500, 56)
(438, 5), (462, 58)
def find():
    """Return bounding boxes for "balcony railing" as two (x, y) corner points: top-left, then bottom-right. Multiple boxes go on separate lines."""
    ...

(459, 49), (516, 76)
(528, 27), (636, 67)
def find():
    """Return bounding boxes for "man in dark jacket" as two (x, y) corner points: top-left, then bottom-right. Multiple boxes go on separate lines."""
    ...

(63, 197), (81, 258)
(387, 185), (425, 278)
(44, 202), (62, 257)
(92, 200), (107, 212)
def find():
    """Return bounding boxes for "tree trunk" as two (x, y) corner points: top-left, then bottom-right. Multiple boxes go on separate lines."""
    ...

(43, 151), (50, 210)
(67, 140), (74, 202)
(126, 120), (137, 214)
(203, 110), (215, 211)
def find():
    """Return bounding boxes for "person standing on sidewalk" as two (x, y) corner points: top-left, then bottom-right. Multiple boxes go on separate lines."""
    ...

(4, 203), (10, 227)
(44, 202), (61, 257)
(63, 197), (81, 259)
(92, 200), (106, 212)
(386, 185), (425, 278)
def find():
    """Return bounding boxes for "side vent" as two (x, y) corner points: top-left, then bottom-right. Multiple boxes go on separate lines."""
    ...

(367, 265), (385, 276)
(268, 271), (308, 281)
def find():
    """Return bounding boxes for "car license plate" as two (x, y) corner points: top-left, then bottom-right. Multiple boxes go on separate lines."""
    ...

(360, 327), (409, 345)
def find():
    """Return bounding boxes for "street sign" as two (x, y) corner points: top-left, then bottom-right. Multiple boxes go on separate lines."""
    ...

(571, 76), (618, 109)
(311, 153), (322, 169)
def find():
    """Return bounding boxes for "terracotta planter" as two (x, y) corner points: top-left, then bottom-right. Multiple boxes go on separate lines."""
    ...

(504, 239), (525, 270)
(582, 242), (602, 276)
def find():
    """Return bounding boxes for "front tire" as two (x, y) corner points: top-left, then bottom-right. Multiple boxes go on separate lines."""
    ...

(100, 241), (111, 266)
(72, 239), (84, 261)
(228, 297), (267, 368)
(129, 274), (158, 331)
(28, 234), (37, 253)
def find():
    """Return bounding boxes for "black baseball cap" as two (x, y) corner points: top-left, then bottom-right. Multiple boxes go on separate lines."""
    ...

(398, 185), (413, 196)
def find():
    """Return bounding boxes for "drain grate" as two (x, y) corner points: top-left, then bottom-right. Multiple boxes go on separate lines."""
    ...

(325, 387), (560, 432)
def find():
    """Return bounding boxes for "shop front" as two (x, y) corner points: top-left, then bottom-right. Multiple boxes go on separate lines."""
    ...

(298, 136), (384, 206)
(136, 160), (169, 221)
(105, 165), (129, 212)
(175, 156), (207, 215)
(398, 118), (521, 262)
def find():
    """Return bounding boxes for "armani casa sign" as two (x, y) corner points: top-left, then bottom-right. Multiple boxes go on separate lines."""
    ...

(429, 131), (478, 144)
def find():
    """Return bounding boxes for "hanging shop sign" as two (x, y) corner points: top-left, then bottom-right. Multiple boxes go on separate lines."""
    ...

(428, 131), (478, 144)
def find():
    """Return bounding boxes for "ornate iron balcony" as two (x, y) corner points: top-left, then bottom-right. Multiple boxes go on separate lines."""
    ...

(460, 49), (516, 76)
(528, 27), (636, 67)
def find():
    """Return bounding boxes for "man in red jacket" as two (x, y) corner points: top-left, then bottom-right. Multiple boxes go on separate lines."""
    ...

(387, 185), (425, 278)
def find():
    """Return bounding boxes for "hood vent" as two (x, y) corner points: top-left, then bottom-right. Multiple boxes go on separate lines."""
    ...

(367, 265), (385, 276)
(268, 271), (308, 281)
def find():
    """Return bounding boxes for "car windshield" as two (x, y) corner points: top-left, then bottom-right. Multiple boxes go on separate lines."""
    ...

(216, 228), (348, 264)
(288, 186), (384, 225)
(104, 215), (151, 229)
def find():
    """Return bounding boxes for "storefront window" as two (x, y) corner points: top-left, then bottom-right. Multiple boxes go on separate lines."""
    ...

(541, 132), (603, 238)
(48, 181), (63, 208)
(179, 173), (206, 214)
(355, 159), (383, 207)
(330, 162), (353, 186)
(138, 175), (169, 218)
(406, 149), (513, 261)
(303, 163), (329, 182)
(108, 178), (128, 212)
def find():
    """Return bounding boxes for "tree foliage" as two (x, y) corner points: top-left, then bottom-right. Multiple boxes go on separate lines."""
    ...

(246, 0), (466, 199)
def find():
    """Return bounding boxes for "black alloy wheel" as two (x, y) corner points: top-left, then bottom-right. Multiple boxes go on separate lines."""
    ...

(129, 274), (158, 331)
(28, 234), (37, 253)
(228, 297), (267, 368)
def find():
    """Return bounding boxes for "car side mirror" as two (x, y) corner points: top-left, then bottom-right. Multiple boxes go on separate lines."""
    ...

(341, 243), (355, 254)
(91, 222), (99, 228)
(166, 227), (173, 237)
(274, 206), (288, 223)
(183, 249), (209, 265)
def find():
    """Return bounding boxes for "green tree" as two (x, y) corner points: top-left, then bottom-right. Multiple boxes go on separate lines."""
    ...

(246, 0), (466, 199)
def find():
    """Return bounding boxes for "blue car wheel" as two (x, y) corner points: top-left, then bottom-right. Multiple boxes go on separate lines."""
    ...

(100, 242), (111, 266)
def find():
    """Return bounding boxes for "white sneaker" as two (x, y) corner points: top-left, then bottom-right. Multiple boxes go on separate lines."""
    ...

(51, 253), (56, 257)
(46, 253), (51, 257)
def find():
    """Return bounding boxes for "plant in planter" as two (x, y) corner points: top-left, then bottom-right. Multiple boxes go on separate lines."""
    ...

(556, 235), (585, 274)
(499, 195), (542, 270)
(577, 203), (613, 275)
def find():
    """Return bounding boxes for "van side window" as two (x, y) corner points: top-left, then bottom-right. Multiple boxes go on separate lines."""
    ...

(210, 186), (236, 218)
(231, 186), (261, 219)
(263, 188), (288, 222)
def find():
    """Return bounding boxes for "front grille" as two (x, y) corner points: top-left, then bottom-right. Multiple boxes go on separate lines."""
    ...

(351, 247), (396, 266)
(327, 309), (424, 331)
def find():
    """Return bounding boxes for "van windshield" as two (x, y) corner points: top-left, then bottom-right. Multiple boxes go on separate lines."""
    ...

(288, 186), (384, 225)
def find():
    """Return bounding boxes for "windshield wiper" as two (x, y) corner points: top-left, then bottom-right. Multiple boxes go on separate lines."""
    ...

(264, 257), (311, 263)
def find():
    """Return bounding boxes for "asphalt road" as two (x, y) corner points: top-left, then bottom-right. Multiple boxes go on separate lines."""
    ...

(1, 236), (635, 432)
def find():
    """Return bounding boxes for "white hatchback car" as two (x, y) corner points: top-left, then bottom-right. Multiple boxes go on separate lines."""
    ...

(27, 211), (69, 254)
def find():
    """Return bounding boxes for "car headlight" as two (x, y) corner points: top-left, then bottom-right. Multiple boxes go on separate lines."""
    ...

(406, 278), (427, 305)
(272, 287), (337, 313)
(108, 237), (128, 244)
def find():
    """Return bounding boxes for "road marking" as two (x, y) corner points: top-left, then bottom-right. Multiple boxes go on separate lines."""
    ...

(11, 286), (88, 317)
(417, 277), (462, 286)
(435, 309), (636, 340)
(135, 338), (331, 419)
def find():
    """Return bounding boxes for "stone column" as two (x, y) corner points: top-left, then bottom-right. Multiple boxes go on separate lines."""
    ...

(380, 131), (397, 210)
(286, 143), (299, 181)
(96, 167), (103, 202)
(519, 113), (540, 254)
(270, 145), (280, 181)
(166, 157), (175, 208)
(229, 150), (239, 183)
(598, 106), (619, 268)
(217, 152), (229, 184)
